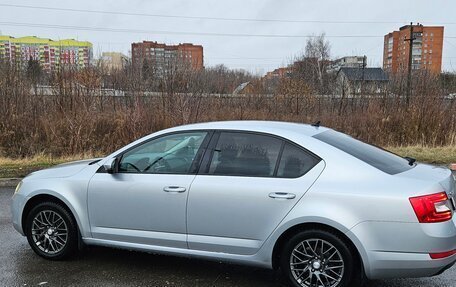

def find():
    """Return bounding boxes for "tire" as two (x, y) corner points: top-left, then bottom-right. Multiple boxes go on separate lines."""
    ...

(280, 229), (358, 287)
(25, 201), (78, 260)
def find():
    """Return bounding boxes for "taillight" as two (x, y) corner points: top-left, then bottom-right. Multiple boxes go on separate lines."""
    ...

(430, 250), (456, 259)
(409, 192), (453, 223)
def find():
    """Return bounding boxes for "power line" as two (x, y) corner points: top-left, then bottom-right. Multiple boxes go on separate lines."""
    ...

(1, 21), (454, 39)
(0, 3), (422, 25)
(0, 21), (387, 38)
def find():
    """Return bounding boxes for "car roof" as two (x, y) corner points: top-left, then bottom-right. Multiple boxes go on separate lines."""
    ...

(168, 120), (330, 137)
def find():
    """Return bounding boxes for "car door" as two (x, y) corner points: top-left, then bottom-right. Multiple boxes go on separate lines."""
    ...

(187, 131), (325, 255)
(88, 131), (211, 249)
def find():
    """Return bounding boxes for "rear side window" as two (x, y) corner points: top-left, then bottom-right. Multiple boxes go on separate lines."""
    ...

(208, 132), (282, 177)
(277, 143), (321, 178)
(313, 130), (413, 175)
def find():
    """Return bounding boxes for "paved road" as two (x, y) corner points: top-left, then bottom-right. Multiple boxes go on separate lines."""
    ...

(1, 187), (455, 287)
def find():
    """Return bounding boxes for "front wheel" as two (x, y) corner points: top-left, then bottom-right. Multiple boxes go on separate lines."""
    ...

(280, 229), (358, 287)
(25, 201), (78, 260)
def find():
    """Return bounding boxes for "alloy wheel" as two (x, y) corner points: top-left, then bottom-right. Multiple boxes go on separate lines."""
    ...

(289, 238), (345, 287)
(31, 210), (68, 254)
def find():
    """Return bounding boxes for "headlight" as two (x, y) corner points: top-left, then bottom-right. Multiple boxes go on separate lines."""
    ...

(14, 181), (23, 194)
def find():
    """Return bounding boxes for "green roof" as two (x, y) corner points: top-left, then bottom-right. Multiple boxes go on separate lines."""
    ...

(0, 35), (92, 48)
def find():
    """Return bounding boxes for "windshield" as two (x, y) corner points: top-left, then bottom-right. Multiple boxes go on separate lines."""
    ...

(313, 130), (414, 175)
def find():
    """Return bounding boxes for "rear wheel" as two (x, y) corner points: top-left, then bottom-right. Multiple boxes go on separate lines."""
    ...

(280, 229), (357, 287)
(25, 201), (78, 260)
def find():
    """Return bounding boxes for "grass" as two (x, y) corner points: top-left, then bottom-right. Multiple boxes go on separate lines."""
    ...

(0, 146), (454, 178)
(0, 153), (100, 178)
(388, 145), (456, 165)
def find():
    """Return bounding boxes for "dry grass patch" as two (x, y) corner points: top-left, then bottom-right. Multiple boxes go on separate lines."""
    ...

(387, 146), (456, 164)
(0, 153), (102, 178)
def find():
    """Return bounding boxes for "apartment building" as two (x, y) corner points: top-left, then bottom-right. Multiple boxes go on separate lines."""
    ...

(131, 41), (203, 73)
(99, 52), (129, 71)
(0, 35), (93, 72)
(328, 56), (366, 73)
(383, 24), (444, 74)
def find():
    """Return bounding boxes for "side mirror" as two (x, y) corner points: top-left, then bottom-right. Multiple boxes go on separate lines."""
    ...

(103, 158), (117, 174)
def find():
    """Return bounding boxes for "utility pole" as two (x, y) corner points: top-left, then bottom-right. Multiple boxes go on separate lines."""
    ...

(361, 55), (366, 96)
(404, 22), (415, 105)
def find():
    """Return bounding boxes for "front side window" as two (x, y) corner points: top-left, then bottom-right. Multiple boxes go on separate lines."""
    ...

(119, 132), (208, 174)
(208, 132), (282, 177)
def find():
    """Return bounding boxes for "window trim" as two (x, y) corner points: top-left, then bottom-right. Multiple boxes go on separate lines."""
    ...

(99, 130), (214, 175)
(273, 141), (286, 176)
(198, 130), (321, 179)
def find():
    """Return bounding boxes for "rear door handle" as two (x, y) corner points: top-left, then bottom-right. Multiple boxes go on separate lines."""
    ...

(163, 186), (187, 193)
(269, 192), (296, 199)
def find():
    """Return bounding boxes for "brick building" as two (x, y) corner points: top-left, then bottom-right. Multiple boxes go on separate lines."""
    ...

(131, 41), (203, 73)
(265, 67), (292, 79)
(383, 24), (444, 74)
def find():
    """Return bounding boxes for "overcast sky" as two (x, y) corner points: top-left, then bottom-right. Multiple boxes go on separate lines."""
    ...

(1, 0), (455, 75)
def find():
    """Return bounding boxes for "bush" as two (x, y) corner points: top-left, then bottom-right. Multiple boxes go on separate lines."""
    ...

(0, 61), (455, 158)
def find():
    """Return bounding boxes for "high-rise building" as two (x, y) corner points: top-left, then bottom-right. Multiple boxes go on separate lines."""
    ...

(383, 24), (444, 74)
(0, 35), (93, 72)
(99, 52), (129, 71)
(328, 56), (367, 73)
(131, 41), (203, 73)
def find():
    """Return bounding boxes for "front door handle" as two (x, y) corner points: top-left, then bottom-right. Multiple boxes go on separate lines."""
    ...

(269, 192), (296, 199)
(163, 186), (187, 193)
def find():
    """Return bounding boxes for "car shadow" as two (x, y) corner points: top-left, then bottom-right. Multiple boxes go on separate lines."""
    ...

(11, 243), (453, 287)
(13, 244), (286, 286)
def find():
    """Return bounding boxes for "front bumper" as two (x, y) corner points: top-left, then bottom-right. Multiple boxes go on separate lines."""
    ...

(11, 192), (26, 236)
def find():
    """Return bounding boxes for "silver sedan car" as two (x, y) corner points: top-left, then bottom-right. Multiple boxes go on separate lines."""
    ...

(11, 121), (456, 287)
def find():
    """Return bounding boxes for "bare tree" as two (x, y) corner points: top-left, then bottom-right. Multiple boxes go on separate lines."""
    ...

(0, 54), (455, 158)
(305, 33), (331, 88)
(292, 33), (332, 94)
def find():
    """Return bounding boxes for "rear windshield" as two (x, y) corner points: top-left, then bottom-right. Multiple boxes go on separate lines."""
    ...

(313, 130), (413, 175)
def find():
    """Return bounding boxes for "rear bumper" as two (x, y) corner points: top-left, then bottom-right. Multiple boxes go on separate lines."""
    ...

(365, 250), (456, 279)
(433, 260), (456, 276)
(347, 218), (456, 279)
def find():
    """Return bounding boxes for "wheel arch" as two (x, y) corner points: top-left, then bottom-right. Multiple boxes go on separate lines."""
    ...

(271, 222), (366, 280)
(22, 193), (81, 236)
